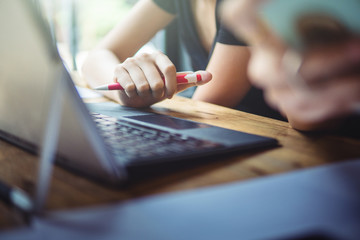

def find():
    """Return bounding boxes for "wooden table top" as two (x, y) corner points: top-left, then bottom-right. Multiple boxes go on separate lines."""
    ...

(1, 94), (360, 230)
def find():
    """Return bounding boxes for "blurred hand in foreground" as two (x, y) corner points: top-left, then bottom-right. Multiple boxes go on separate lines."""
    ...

(220, 0), (360, 131)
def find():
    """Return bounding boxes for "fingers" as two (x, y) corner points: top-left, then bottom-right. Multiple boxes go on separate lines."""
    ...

(300, 39), (360, 84)
(113, 51), (176, 101)
(220, 0), (274, 46)
(220, 0), (360, 132)
(113, 51), (213, 107)
(113, 63), (137, 98)
(137, 59), (165, 98)
(248, 46), (287, 88)
(265, 74), (360, 130)
(154, 52), (176, 98)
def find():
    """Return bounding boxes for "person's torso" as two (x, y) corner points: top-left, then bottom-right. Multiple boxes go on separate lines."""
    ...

(152, 0), (286, 121)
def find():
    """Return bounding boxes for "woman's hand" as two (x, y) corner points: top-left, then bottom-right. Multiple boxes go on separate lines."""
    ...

(81, 0), (211, 108)
(113, 51), (212, 108)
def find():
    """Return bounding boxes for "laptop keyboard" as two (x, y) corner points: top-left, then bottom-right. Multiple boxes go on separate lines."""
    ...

(91, 113), (223, 164)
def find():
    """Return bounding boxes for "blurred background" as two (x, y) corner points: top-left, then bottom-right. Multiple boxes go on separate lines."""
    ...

(39, 0), (140, 71)
(37, 0), (193, 96)
(38, 0), (191, 71)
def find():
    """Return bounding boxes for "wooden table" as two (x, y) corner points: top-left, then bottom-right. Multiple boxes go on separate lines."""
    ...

(1, 94), (360, 230)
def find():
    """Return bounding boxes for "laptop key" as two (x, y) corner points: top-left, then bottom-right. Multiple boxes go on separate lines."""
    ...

(90, 113), (223, 165)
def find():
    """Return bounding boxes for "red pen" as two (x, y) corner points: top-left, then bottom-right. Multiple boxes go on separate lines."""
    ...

(93, 72), (203, 91)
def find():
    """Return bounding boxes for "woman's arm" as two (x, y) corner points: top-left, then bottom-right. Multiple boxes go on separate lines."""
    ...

(193, 43), (251, 108)
(94, 0), (174, 62)
(82, 0), (192, 107)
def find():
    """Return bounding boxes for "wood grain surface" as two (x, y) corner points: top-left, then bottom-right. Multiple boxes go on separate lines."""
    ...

(1, 92), (359, 230)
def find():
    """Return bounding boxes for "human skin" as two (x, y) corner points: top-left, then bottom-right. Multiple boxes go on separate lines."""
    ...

(220, 0), (360, 131)
(82, 0), (251, 109)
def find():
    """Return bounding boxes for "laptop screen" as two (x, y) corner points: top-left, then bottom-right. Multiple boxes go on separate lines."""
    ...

(0, 0), (60, 149)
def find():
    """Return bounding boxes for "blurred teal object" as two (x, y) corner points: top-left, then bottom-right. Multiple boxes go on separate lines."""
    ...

(259, 0), (360, 49)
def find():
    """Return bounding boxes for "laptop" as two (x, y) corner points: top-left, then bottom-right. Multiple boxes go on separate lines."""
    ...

(0, 0), (278, 186)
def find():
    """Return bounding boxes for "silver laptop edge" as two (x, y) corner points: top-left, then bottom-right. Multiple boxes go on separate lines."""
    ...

(0, 0), (126, 184)
(0, 0), (277, 188)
